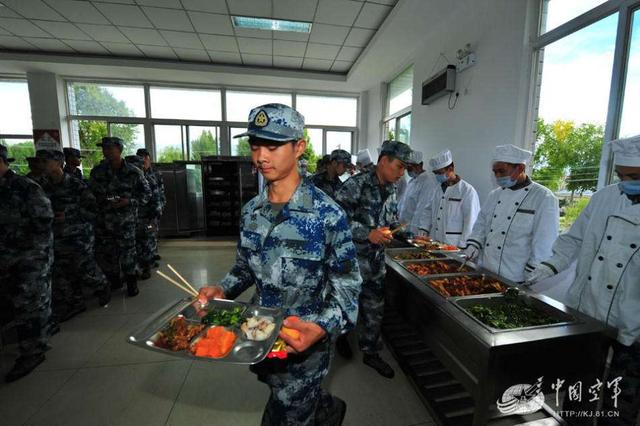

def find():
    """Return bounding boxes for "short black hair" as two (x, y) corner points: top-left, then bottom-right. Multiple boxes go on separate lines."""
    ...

(248, 136), (297, 147)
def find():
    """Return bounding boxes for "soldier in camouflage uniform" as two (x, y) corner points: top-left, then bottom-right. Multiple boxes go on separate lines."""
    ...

(334, 140), (416, 379)
(63, 147), (84, 180)
(136, 148), (165, 262)
(126, 154), (161, 279)
(311, 149), (352, 200)
(199, 104), (361, 426)
(89, 137), (151, 297)
(25, 155), (46, 180)
(0, 145), (53, 382)
(39, 149), (110, 322)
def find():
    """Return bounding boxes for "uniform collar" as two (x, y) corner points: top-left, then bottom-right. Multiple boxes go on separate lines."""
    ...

(253, 178), (315, 219)
(0, 168), (15, 186)
(509, 175), (532, 191)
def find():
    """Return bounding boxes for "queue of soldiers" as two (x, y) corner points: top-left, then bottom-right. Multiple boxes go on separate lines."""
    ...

(0, 138), (165, 383)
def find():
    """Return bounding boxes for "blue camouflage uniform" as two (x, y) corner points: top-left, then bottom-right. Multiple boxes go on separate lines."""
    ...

(310, 149), (352, 200)
(221, 103), (361, 426)
(40, 152), (109, 317)
(0, 149), (53, 360)
(137, 149), (165, 261)
(63, 148), (84, 180)
(334, 141), (413, 355)
(89, 140), (151, 286)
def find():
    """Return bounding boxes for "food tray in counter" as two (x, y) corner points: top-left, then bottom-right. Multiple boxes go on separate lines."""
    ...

(400, 259), (475, 277)
(450, 291), (576, 333)
(386, 248), (448, 261)
(128, 298), (284, 364)
(406, 238), (459, 251)
(422, 273), (510, 298)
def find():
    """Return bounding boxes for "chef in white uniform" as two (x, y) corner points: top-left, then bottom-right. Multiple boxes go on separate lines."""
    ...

(356, 149), (375, 173)
(527, 137), (640, 425)
(464, 144), (559, 282)
(425, 150), (480, 247)
(398, 151), (427, 223)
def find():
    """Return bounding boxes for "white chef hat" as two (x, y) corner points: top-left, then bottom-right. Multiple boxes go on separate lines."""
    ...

(429, 149), (453, 170)
(611, 136), (640, 167)
(493, 144), (532, 165)
(356, 149), (373, 165)
(410, 150), (423, 164)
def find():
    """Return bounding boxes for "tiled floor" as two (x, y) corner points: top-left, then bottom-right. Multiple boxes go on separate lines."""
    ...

(0, 242), (435, 426)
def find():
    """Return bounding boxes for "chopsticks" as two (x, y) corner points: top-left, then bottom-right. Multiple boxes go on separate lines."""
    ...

(156, 264), (199, 298)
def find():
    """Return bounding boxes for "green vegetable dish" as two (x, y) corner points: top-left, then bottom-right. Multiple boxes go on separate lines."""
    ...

(466, 302), (558, 330)
(202, 307), (245, 327)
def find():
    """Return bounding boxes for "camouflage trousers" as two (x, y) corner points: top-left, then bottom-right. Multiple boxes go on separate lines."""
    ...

(135, 217), (157, 270)
(250, 341), (340, 426)
(0, 254), (51, 357)
(356, 252), (386, 355)
(52, 236), (109, 313)
(599, 341), (640, 425)
(95, 219), (137, 280)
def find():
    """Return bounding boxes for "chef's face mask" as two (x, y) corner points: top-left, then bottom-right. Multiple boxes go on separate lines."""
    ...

(493, 162), (521, 188)
(619, 180), (640, 195)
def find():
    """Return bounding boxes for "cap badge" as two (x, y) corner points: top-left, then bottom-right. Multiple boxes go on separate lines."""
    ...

(254, 110), (269, 127)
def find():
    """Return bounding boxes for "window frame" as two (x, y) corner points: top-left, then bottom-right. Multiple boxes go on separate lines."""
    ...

(528, 0), (640, 189)
(64, 79), (359, 161)
(383, 65), (414, 145)
(0, 77), (34, 173)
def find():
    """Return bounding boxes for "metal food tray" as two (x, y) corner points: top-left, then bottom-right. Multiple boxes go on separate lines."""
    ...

(397, 258), (476, 278)
(405, 238), (461, 252)
(418, 272), (513, 299)
(385, 247), (448, 261)
(450, 292), (577, 333)
(128, 298), (284, 364)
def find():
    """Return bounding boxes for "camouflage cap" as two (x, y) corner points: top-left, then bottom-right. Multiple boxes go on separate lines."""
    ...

(330, 149), (353, 165)
(0, 144), (15, 163)
(125, 154), (144, 167)
(35, 149), (65, 161)
(136, 148), (151, 157)
(234, 103), (304, 144)
(97, 136), (124, 148)
(379, 140), (416, 165)
(63, 147), (84, 158)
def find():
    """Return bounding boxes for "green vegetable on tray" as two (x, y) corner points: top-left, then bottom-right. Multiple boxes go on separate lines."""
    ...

(466, 302), (557, 329)
(202, 307), (244, 327)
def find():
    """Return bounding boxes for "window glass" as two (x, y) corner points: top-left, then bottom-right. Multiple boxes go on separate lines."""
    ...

(296, 95), (357, 127)
(68, 82), (145, 117)
(0, 138), (34, 174)
(150, 87), (222, 120)
(71, 119), (108, 176)
(154, 124), (185, 162)
(111, 123), (145, 157)
(619, 9), (640, 138)
(230, 127), (251, 156)
(226, 91), (292, 122)
(305, 128), (323, 156)
(326, 131), (352, 154)
(541, 0), (609, 34)
(533, 14), (617, 231)
(0, 80), (32, 135)
(388, 66), (413, 115)
(397, 114), (411, 144)
(189, 126), (220, 160)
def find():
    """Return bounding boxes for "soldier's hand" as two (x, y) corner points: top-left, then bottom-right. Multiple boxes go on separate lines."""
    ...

(197, 285), (225, 306)
(54, 211), (65, 222)
(279, 316), (326, 354)
(112, 198), (130, 208)
(368, 227), (393, 245)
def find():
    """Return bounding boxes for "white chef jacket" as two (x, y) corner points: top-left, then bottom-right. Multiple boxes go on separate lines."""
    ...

(427, 179), (480, 247)
(399, 171), (435, 225)
(543, 184), (640, 346)
(466, 178), (559, 283)
(407, 173), (441, 234)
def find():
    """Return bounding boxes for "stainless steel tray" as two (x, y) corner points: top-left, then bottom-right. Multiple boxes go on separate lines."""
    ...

(397, 258), (476, 278)
(450, 292), (577, 333)
(418, 272), (513, 298)
(385, 247), (448, 261)
(128, 298), (284, 364)
(405, 238), (461, 252)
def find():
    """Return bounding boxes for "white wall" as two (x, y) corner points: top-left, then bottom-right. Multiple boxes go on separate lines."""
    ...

(363, 0), (539, 201)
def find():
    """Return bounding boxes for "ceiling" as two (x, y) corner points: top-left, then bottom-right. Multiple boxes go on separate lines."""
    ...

(0, 0), (397, 73)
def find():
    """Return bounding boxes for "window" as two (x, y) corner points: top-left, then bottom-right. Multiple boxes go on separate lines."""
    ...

(111, 123), (145, 156)
(154, 125), (185, 162)
(541, 0), (609, 34)
(226, 91), (292, 122)
(296, 95), (357, 127)
(385, 112), (411, 144)
(68, 82), (145, 117)
(305, 128), (323, 157)
(619, 8), (640, 138)
(189, 126), (220, 160)
(0, 79), (33, 174)
(230, 127), (250, 156)
(326, 131), (352, 153)
(150, 87), (221, 121)
(71, 119), (107, 176)
(388, 66), (413, 116)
